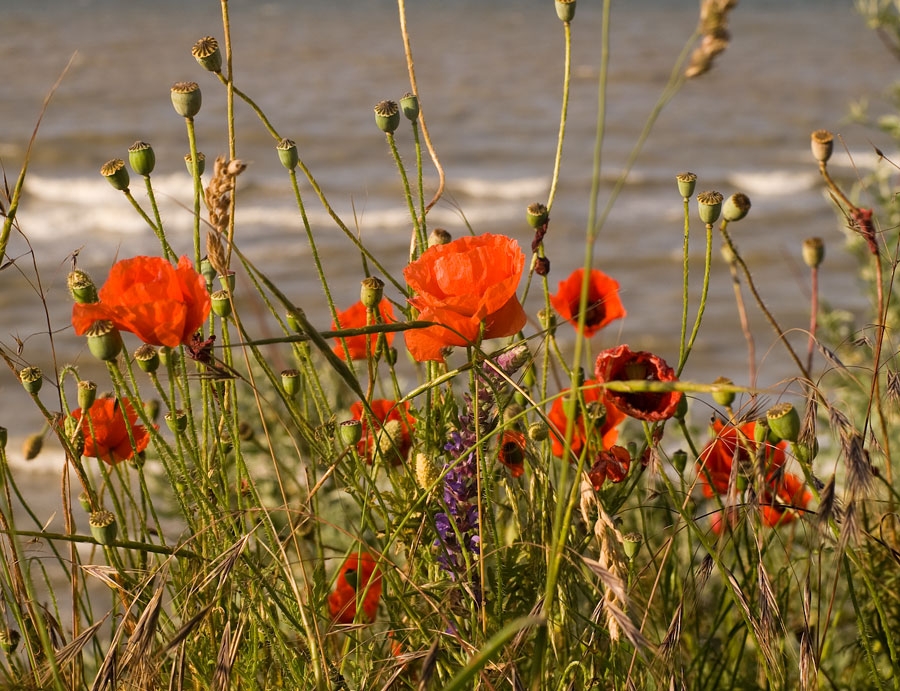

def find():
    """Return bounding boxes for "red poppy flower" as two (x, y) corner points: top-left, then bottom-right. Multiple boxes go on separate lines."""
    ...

(72, 255), (211, 348)
(328, 551), (382, 624)
(71, 398), (150, 465)
(697, 419), (787, 498)
(550, 268), (626, 337)
(331, 299), (395, 360)
(403, 234), (527, 362)
(547, 380), (626, 460)
(349, 399), (415, 465)
(593, 345), (682, 421)
(760, 472), (812, 526)
(587, 445), (632, 490)
(498, 430), (526, 478)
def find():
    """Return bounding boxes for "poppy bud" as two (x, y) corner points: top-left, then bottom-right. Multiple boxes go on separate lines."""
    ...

(711, 376), (735, 407)
(340, 419), (362, 446)
(22, 433), (43, 460)
(127, 141), (156, 176)
(277, 138), (299, 170)
(535, 256), (550, 276)
(766, 402), (800, 443)
(810, 129), (833, 164)
(697, 190), (723, 225)
(158, 346), (176, 368)
(360, 276), (385, 309)
(428, 228), (452, 247)
(386, 347), (398, 365)
(374, 100), (400, 134)
(722, 193), (751, 222)
(210, 289), (232, 318)
(144, 399), (160, 423)
(281, 369), (300, 398)
(675, 171), (697, 199)
(191, 36), (222, 73)
(134, 344), (160, 373)
(503, 404), (524, 426)
(538, 308), (557, 336)
(68, 269), (99, 304)
(415, 451), (440, 489)
(622, 532), (642, 560)
(671, 449), (688, 474)
(528, 421), (549, 442)
(100, 159), (130, 191)
(89, 510), (117, 545)
(555, 0), (576, 22)
(78, 491), (92, 512)
(85, 320), (124, 362)
(171, 81), (202, 118)
(165, 410), (188, 434)
(802, 237), (825, 269)
(674, 394), (688, 421)
(793, 438), (818, 464)
(0, 426), (6, 451)
(286, 311), (303, 334)
(185, 152), (206, 176)
(753, 418), (770, 445)
(526, 202), (549, 229)
(0, 629), (20, 654)
(19, 367), (42, 395)
(400, 92), (419, 121)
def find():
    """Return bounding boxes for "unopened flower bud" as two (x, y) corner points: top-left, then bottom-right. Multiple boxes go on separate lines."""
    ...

(697, 190), (723, 225)
(674, 394), (688, 421)
(22, 433), (43, 460)
(171, 81), (202, 118)
(538, 308), (557, 336)
(810, 129), (833, 164)
(185, 151), (206, 176)
(526, 202), (549, 229)
(68, 270), (98, 304)
(210, 289), (232, 318)
(127, 141), (156, 176)
(555, 0), (576, 22)
(134, 344), (160, 373)
(360, 276), (384, 309)
(78, 491), (92, 512)
(428, 228), (452, 247)
(528, 421), (549, 442)
(340, 419), (362, 446)
(711, 376), (735, 407)
(793, 438), (818, 464)
(415, 452), (440, 489)
(281, 369), (300, 398)
(165, 410), (188, 434)
(19, 367), (42, 395)
(374, 100), (400, 134)
(276, 138), (299, 170)
(722, 193), (751, 222)
(671, 449), (688, 474)
(400, 92), (419, 121)
(89, 510), (117, 545)
(766, 402), (800, 443)
(191, 36), (222, 73)
(802, 237), (825, 269)
(100, 159), (129, 191)
(286, 311), (303, 334)
(85, 320), (123, 362)
(676, 171), (697, 199)
(144, 399), (160, 423)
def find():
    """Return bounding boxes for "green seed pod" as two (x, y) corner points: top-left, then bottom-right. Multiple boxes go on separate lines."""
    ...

(526, 202), (549, 229)
(622, 532), (642, 560)
(199, 258), (216, 286)
(711, 376), (735, 407)
(100, 159), (129, 191)
(810, 129), (833, 164)
(19, 367), (42, 395)
(185, 151), (206, 176)
(671, 449), (688, 474)
(555, 0), (576, 22)
(373, 100), (400, 134)
(340, 419), (362, 447)
(722, 193), (751, 222)
(171, 81), (202, 118)
(68, 270), (98, 304)
(85, 320), (123, 362)
(528, 421), (549, 442)
(766, 402), (801, 443)
(144, 399), (160, 423)
(210, 289), (232, 318)
(165, 410), (188, 434)
(78, 380), (97, 410)
(753, 418), (770, 445)
(281, 369), (301, 398)
(134, 344), (160, 373)
(276, 138), (299, 170)
(191, 36), (222, 73)
(286, 311), (303, 334)
(127, 140), (156, 176)
(802, 237), (825, 269)
(219, 271), (236, 292)
(675, 171), (697, 199)
(22, 433), (43, 460)
(428, 228), (452, 247)
(400, 92), (419, 121)
(89, 510), (117, 545)
(697, 190), (724, 225)
(360, 276), (384, 309)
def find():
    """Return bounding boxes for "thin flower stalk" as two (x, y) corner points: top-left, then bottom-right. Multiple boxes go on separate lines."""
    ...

(546, 18), (572, 213)
(384, 131), (426, 262)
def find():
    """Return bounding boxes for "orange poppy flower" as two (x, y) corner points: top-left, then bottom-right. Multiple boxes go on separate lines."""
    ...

(587, 445), (631, 490)
(328, 551), (382, 624)
(71, 398), (150, 465)
(697, 419), (786, 498)
(498, 430), (526, 478)
(759, 471), (812, 526)
(547, 380), (626, 460)
(331, 299), (395, 360)
(550, 268), (626, 337)
(72, 255), (211, 348)
(349, 399), (415, 465)
(593, 345), (682, 421)
(403, 234), (527, 362)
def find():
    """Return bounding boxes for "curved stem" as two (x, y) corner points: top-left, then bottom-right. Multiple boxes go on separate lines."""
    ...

(546, 20), (572, 212)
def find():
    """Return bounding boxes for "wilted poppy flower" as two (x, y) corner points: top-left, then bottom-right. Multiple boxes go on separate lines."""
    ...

(72, 255), (211, 348)
(697, 419), (786, 498)
(594, 345), (682, 421)
(547, 380), (626, 460)
(71, 398), (150, 465)
(550, 268), (626, 337)
(349, 399), (415, 465)
(587, 445), (631, 490)
(403, 234), (527, 361)
(328, 551), (382, 624)
(497, 430), (526, 478)
(331, 299), (395, 360)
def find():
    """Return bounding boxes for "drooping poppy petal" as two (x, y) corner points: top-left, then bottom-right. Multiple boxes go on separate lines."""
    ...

(547, 380), (625, 461)
(349, 399), (415, 465)
(550, 268), (626, 337)
(331, 299), (396, 360)
(497, 430), (526, 478)
(403, 234), (526, 362)
(587, 444), (632, 490)
(72, 255), (211, 348)
(328, 551), (382, 624)
(71, 398), (150, 465)
(593, 345), (682, 421)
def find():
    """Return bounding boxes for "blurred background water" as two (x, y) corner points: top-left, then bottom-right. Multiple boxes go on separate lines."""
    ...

(0, 0), (895, 461)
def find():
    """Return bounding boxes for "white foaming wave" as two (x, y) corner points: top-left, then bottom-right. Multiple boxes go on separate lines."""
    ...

(452, 176), (549, 200)
(727, 169), (819, 196)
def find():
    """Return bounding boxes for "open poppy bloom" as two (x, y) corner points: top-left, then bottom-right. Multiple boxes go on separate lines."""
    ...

(587, 445), (631, 490)
(593, 345), (682, 421)
(328, 551), (382, 624)
(72, 255), (211, 348)
(331, 299), (395, 360)
(349, 399), (415, 465)
(759, 471), (812, 526)
(403, 234), (527, 362)
(497, 430), (526, 478)
(71, 398), (150, 465)
(547, 380), (625, 461)
(550, 268), (626, 337)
